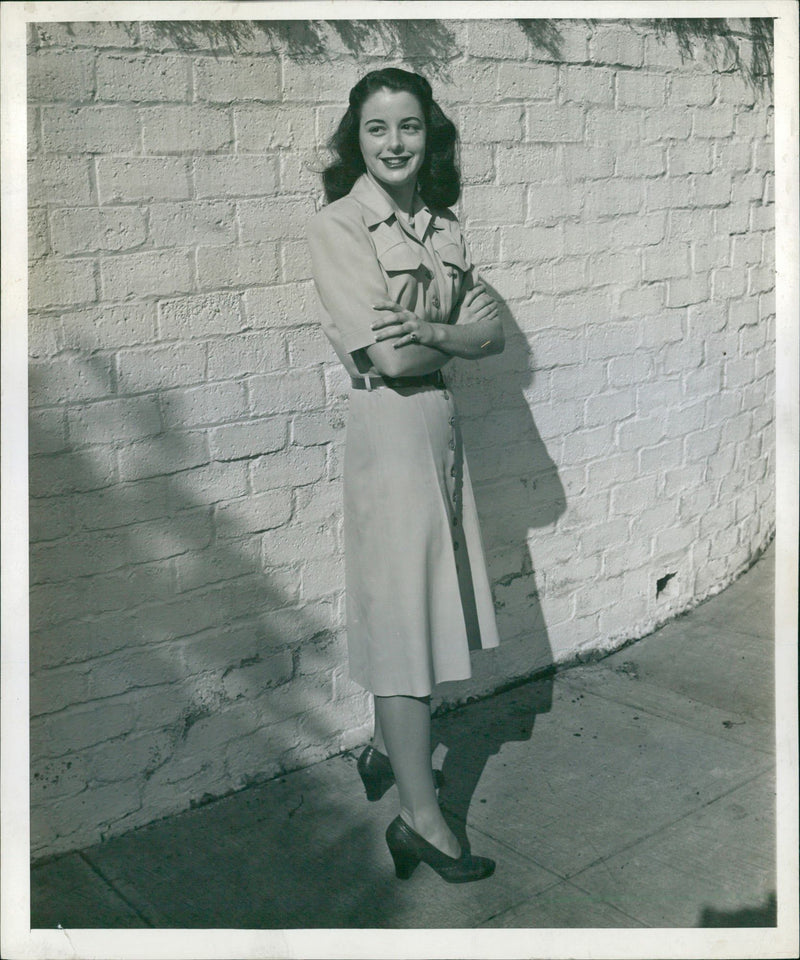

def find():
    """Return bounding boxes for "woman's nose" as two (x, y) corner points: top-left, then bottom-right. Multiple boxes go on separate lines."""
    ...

(387, 130), (403, 151)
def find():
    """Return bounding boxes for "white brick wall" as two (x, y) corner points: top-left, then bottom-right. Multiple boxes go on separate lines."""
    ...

(28, 18), (775, 858)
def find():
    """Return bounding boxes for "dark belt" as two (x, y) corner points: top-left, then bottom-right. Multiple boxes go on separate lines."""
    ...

(351, 370), (446, 391)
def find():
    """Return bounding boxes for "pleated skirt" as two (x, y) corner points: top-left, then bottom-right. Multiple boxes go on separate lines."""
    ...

(343, 379), (500, 697)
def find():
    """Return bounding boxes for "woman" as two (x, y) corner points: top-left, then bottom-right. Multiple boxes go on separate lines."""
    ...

(306, 68), (504, 884)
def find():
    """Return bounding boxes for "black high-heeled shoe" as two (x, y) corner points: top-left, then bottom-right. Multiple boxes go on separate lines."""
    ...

(356, 746), (444, 802)
(385, 816), (496, 883)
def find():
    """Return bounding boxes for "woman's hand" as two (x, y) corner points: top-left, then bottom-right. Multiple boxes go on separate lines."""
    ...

(457, 283), (499, 325)
(371, 301), (438, 349)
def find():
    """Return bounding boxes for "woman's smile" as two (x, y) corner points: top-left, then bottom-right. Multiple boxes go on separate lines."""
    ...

(359, 88), (426, 208)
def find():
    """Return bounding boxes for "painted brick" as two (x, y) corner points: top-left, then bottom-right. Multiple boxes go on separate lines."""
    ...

(588, 108), (643, 143)
(33, 22), (138, 48)
(692, 106), (736, 139)
(28, 49), (95, 101)
(28, 157), (92, 206)
(41, 106), (141, 153)
(33, 701), (136, 758)
(215, 490), (293, 536)
(96, 157), (191, 203)
(29, 259), (97, 310)
(249, 369), (325, 416)
(158, 292), (243, 340)
(50, 207), (147, 255)
(174, 538), (262, 593)
(68, 397), (162, 445)
(60, 302), (158, 351)
(141, 106), (232, 154)
(148, 201), (236, 248)
(29, 407), (69, 456)
(589, 25), (644, 67)
(235, 105), (316, 151)
(96, 53), (190, 102)
(496, 62), (558, 101)
(195, 155), (279, 198)
(584, 180), (643, 219)
(302, 556), (345, 601)
(462, 185), (526, 225)
(642, 242), (690, 282)
(466, 20), (530, 59)
(562, 65), (614, 105)
(669, 74), (714, 106)
(431, 62), (500, 106)
(101, 249), (194, 300)
(117, 342), (206, 394)
(281, 240), (313, 282)
(237, 197), (316, 242)
(244, 282), (317, 329)
(210, 418), (286, 461)
(526, 182), (582, 223)
(561, 144), (614, 180)
(262, 521), (337, 566)
(495, 143), (560, 184)
(196, 242), (279, 291)
(206, 331), (286, 380)
(526, 103), (584, 142)
(279, 152), (321, 195)
(160, 382), (249, 429)
(615, 143), (666, 178)
(460, 104), (523, 143)
(642, 108), (691, 141)
(617, 72), (667, 108)
(195, 55), (280, 102)
(668, 141), (713, 176)
(250, 446), (327, 492)
(287, 325), (333, 368)
(71, 478), (170, 532)
(116, 431), (209, 482)
(282, 59), (360, 101)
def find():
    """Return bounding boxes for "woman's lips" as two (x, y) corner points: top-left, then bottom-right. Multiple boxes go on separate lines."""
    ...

(381, 157), (411, 167)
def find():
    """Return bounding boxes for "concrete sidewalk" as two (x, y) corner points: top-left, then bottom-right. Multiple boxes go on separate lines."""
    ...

(31, 544), (775, 929)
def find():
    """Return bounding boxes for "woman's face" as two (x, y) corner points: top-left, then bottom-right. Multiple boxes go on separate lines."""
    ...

(358, 88), (426, 204)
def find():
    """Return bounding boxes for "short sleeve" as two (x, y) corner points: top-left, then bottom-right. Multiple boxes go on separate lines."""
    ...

(306, 202), (389, 356)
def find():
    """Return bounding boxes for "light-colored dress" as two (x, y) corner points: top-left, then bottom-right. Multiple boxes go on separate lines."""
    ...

(306, 174), (500, 697)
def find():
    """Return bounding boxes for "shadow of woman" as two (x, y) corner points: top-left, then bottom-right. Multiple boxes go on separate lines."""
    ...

(432, 291), (567, 850)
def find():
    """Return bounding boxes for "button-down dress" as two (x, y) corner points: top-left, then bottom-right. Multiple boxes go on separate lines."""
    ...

(307, 174), (500, 697)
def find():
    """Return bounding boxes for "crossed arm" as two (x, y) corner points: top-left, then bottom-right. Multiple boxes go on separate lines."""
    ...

(367, 284), (504, 377)
(307, 204), (505, 380)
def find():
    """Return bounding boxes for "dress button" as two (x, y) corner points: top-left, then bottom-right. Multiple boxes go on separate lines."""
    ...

(442, 391), (450, 400)
(449, 440), (455, 451)
(450, 466), (456, 477)
(453, 542), (459, 551)
(432, 296), (440, 308)
(449, 417), (455, 426)
(453, 517), (458, 526)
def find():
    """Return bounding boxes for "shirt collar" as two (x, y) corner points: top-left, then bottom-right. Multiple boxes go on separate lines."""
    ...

(349, 173), (435, 238)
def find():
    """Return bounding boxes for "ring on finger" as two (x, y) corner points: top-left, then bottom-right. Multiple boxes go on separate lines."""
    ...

(409, 332), (419, 343)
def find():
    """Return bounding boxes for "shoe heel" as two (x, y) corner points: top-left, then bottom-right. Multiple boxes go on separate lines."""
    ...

(363, 780), (384, 802)
(388, 842), (420, 880)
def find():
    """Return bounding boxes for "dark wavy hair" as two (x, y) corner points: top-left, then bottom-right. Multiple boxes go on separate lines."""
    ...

(322, 68), (460, 209)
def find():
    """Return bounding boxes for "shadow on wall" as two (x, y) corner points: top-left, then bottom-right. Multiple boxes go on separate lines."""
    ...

(428, 294), (565, 811)
(139, 17), (772, 93)
(28, 348), (361, 852)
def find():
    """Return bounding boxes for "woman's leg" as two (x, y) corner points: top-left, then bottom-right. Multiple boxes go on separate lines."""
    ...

(371, 702), (387, 755)
(374, 694), (460, 858)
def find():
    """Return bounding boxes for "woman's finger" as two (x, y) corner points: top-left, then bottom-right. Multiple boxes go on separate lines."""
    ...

(371, 300), (403, 312)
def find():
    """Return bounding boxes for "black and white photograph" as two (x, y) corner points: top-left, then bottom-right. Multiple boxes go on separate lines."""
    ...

(1, 1), (797, 958)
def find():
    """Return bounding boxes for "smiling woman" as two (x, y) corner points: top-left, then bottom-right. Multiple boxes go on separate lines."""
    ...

(306, 68), (504, 885)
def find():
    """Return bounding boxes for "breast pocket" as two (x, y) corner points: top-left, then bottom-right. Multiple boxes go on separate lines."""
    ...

(373, 234), (425, 307)
(434, 240), (471, 319)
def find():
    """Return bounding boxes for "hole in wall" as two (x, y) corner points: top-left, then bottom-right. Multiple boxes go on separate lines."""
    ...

(656, 572), (677, 598)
